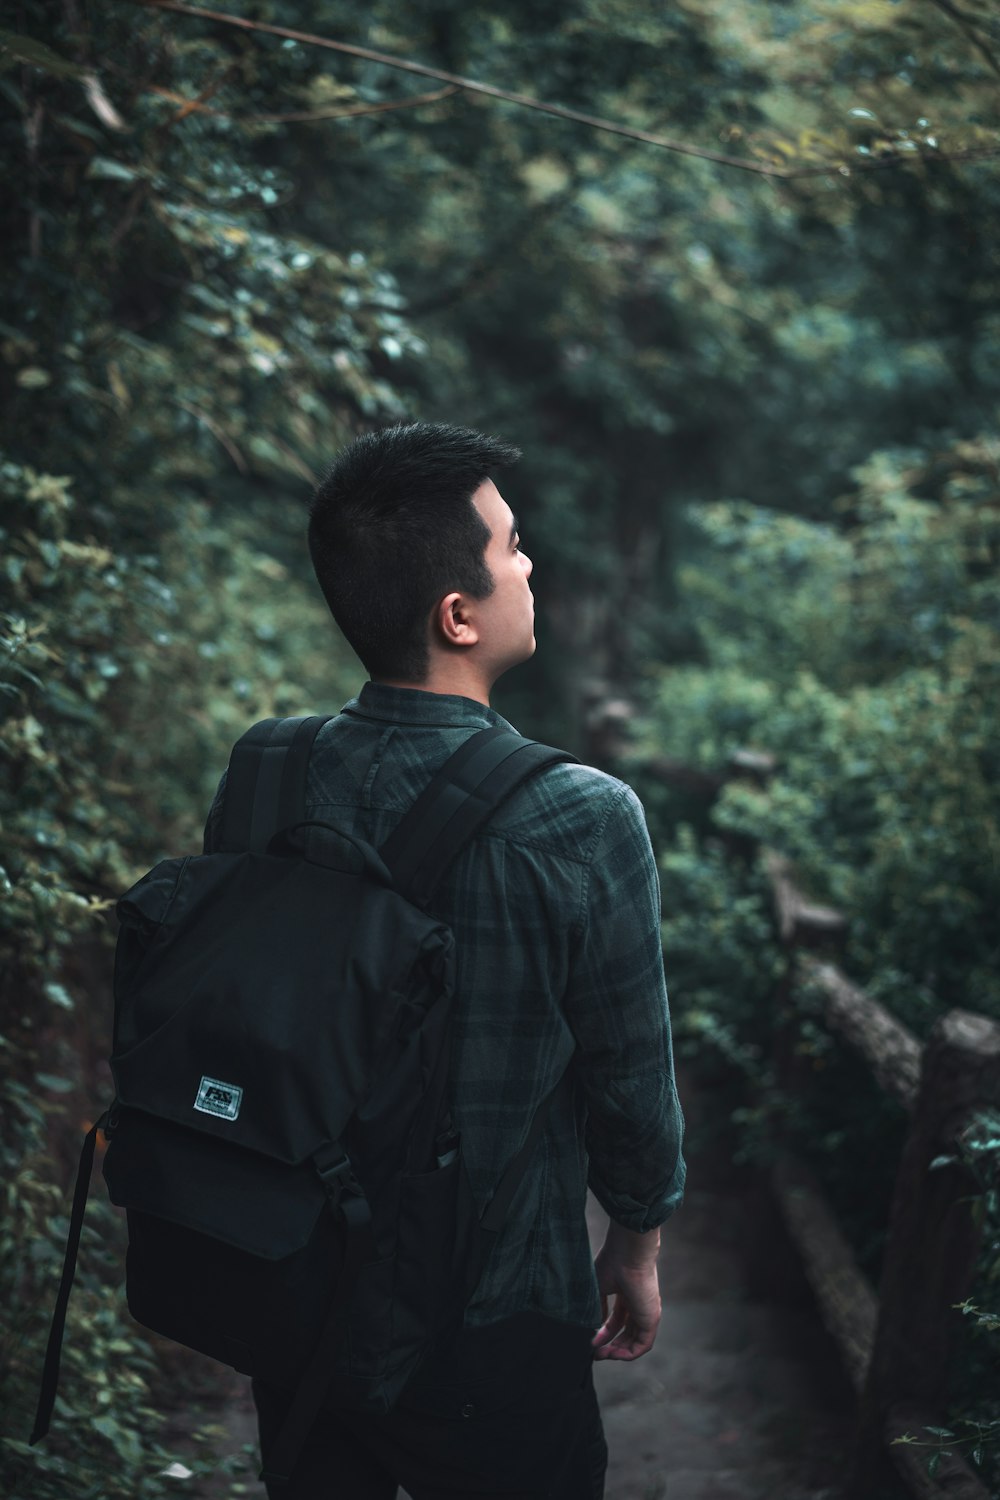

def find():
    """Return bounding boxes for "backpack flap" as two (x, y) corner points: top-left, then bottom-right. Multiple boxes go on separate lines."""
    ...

(102, 1106), (363, 1391)
(103, 1108), (327, 1259)
(111, 846), (455, 1167)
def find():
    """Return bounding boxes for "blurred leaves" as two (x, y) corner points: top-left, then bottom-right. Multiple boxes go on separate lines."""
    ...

(3, 0), (1000, 1488)
(1, 2), (396, 1492)
(639, 432), (1000, 1027)
(632, 431), (1000, 1483)
(0, 29), (90, 79)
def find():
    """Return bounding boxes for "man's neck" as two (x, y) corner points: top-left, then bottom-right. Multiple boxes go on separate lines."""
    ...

(373, 661), (494, 706)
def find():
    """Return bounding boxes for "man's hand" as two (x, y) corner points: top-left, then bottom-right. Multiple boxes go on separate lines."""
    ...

(591, 1220), (661, 1362)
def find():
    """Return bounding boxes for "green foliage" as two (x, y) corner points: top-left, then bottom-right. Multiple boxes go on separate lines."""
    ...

(892, 1418), (1000, 1486)
(4, 0), (1000, 1487)
(657, 827), (782, 1090)
(1, 1176), (245, 1499)
(0, 452), (360, 1491)
(1, 3), (401, 1489)
(634, 430), (1000, 1485)
(1, 458), (144, 992)
(943, 1110), (1000, 1488)
(638, 433), (1000, 1030)
(207, 0), (995, 720)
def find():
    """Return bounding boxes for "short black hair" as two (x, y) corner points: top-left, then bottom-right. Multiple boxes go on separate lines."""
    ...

(308, 421), (522, 681)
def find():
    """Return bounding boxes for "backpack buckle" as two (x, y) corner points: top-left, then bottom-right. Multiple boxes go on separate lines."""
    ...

(314, 1145), (355, 1207)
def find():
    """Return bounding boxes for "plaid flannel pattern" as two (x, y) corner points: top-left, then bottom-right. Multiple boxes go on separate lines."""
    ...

(203, 683), (685, 1330)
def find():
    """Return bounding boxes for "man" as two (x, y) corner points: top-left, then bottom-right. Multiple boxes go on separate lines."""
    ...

(207, 421), (685, 1499)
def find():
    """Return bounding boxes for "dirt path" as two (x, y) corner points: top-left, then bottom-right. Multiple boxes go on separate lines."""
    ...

(176, 1065), (855, 1499)
(586, 1064), (854, 1499)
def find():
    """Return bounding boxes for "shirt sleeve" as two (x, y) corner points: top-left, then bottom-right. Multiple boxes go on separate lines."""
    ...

(565, 782), (686, 1232)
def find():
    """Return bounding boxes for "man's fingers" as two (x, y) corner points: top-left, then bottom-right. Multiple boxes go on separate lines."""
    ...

(592, 1316), (657, 1361)
(591, 1287), (660, 1361)
(591, 1298), (626, 1350)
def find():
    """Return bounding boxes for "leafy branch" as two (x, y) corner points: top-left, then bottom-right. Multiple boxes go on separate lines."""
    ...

(146, 80), (461, 126)
(892, 1418), (999, 1478)
(130, 0), (1000, 180)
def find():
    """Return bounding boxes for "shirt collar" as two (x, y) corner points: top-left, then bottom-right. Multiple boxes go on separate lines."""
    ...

(341, 681), (518, 734)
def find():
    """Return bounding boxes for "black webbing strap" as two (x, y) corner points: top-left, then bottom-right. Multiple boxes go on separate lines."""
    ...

(380, 728), (578, 907)
(378, 726), (514, 884)
(218, 716), (333, 854)
(261, 1189), (373, 1489)
(31, 1110), (110, 1447)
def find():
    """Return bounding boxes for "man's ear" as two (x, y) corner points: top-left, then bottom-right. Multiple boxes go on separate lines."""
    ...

(433, 591), (479, 650)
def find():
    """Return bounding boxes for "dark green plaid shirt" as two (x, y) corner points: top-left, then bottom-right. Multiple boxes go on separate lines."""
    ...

(204, 683), (685, 1330)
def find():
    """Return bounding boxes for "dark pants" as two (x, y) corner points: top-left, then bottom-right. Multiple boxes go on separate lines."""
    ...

(253, 1312), (608, 1499)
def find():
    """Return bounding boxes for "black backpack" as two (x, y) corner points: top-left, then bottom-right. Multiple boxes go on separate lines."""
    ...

(32, 714), (576, 1487)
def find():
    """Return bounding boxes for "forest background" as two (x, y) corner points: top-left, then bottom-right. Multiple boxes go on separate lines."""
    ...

(1, 0), (999, 1494)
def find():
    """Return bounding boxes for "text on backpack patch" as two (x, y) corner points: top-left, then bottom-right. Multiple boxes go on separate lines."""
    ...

(194, 1076), (243, 1121)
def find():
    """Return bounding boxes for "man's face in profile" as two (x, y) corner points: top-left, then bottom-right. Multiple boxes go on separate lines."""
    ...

(466, 477), (536, 679)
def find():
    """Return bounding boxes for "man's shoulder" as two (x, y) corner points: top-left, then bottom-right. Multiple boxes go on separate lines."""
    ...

(303, 710), (647, 865)
(489, 756), (645, 864)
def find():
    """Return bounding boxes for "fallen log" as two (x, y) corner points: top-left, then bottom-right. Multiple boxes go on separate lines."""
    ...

(769, 1148), (877, 1394)
(802, 958), (922, 1111)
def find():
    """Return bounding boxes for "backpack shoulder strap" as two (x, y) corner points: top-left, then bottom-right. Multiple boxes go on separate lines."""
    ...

(218, 714), (334, 854)
(379, 726), (578, 907)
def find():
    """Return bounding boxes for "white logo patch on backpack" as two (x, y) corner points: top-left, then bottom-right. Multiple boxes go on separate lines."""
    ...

(194, 1076), (243, 1121)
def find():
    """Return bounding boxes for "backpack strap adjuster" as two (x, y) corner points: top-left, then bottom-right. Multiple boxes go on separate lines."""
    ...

(313, 1144), (363, 1212)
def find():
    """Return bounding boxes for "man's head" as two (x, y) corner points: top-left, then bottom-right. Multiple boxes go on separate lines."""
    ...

(308, 422), (534, 688)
